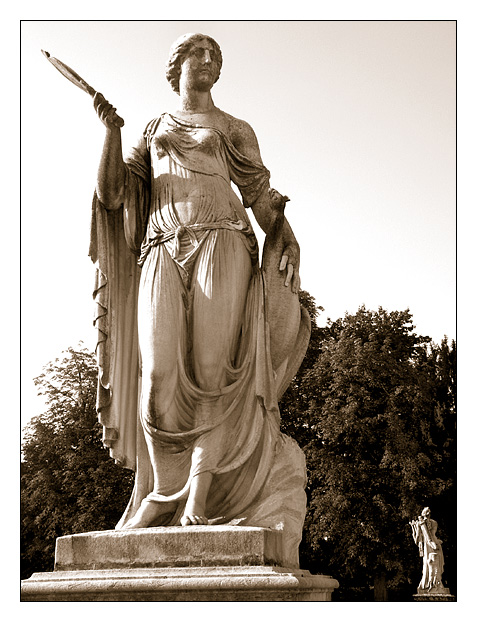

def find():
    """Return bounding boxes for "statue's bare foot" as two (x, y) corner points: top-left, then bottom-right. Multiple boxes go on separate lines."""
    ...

(180, 514), (209, 526)
(181, 514), (209, 527)
(180, 500), (208, 526)
(122, 499), (175, 529)
(180, 471), (211, 526)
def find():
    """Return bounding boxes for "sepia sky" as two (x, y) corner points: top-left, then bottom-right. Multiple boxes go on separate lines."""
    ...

(20, 20), (456, 425)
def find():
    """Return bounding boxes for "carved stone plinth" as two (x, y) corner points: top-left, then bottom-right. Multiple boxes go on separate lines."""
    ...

(413, 586), (455, 602)
(413, 594), (456, 601)
(21, 526), (339, 601)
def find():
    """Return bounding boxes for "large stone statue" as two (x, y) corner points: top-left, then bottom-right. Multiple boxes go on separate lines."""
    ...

(89, 33), (311, 566)
(409, 507), (449, 595)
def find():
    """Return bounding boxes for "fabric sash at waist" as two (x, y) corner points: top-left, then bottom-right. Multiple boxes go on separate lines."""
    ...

(138, 219), (253, 266)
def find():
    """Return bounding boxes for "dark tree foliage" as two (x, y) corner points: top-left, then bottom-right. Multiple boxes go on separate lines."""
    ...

(280, 302), (456, 601)
(22, 305), (456, 602)
(21, 346), (134, 580)
(279, 291), (327, 447)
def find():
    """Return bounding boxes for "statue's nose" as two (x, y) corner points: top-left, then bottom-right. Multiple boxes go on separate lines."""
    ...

(203, 50), (212, 63)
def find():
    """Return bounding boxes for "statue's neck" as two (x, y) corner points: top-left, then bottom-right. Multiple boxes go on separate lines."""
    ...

(179, 89), (215, 113)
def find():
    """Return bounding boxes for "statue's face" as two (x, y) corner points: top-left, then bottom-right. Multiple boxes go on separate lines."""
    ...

(180, 38), (220, 93)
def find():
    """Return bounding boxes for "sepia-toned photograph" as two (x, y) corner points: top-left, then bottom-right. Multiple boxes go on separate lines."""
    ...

(20, 19), (457, 609)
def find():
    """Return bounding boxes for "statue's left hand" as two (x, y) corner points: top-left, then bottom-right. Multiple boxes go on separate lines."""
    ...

(279, 241), (300, 294)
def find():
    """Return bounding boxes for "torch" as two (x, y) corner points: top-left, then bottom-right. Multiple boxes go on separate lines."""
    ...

(41, 50), (124, 128)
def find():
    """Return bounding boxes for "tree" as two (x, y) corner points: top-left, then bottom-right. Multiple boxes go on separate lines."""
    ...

(22, 312), (456, 601)
(21, 346), (134, 580)
(281, 305), (456, 600)
(410, 336), (456, 595)
(279, 290), (327, 447)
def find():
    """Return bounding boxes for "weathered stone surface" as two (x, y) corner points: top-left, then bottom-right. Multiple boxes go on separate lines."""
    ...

(416, 585), (451, 596)
(21, 526), (339, 601)
(21, 565), (338, 602)
(54, 526), (283, 570)
(230, 435), (307, 568)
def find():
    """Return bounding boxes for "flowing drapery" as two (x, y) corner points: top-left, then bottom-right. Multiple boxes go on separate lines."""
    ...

(89, 114), (310, 563)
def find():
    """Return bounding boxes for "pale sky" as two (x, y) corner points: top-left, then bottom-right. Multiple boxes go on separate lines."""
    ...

(20, 20), (456, 426)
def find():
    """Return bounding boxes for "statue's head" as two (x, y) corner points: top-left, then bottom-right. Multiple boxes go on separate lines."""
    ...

(422, 507), (431, 518)
(166, 33), (223, 94)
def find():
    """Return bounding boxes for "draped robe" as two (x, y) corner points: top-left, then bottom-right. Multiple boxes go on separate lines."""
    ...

(89, 113), (310, 564)
(411, 517), (446, 592)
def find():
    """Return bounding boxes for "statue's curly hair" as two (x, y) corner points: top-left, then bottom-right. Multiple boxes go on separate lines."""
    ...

(166, 33), (223, 94)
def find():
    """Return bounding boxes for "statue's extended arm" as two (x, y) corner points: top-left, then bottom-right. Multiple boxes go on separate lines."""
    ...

(230, 118), (301, 293)
(94, 93), (127, 210)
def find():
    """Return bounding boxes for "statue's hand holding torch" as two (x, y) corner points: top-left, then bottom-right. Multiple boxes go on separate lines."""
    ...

(42, 50), (124, 128)
(93, 92), (123, 129)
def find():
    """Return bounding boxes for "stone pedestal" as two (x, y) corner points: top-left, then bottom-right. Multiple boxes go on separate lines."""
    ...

(413, 586), (455, 602)
(21, 526), (338, 601)
(413, 594), (456, 602)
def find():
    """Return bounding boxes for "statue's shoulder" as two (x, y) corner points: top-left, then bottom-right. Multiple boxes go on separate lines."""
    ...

(220, 110), (255, 135)
(144, 115), (165, 135)
(217, 110), (258, 151)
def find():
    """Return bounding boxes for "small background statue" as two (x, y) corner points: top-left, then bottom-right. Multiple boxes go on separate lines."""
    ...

(409, 507), (450, 595)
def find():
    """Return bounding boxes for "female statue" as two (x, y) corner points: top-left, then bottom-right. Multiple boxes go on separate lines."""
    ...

(410, 507), (446, 593)
(89, 33), (310, 562)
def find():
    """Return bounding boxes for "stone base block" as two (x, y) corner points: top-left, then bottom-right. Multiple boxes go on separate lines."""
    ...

(413, 593), (456, 602)
(413, 585), (455, 601)
(53, 525), (284, 570)
(21, 565), (338, 601)
(21, 526), (338, 602)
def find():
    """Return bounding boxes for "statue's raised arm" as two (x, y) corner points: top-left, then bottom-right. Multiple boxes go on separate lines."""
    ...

(93, 92), (127, 210)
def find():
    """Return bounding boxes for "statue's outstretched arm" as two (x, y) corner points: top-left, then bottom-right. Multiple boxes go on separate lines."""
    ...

(94, 93), (127, 210)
